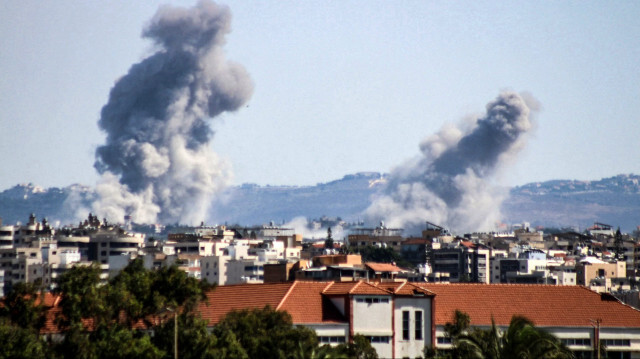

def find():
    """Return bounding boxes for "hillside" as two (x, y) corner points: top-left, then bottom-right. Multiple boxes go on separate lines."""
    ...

(0, 173), (638, 232)
(503, 174), (640, 231)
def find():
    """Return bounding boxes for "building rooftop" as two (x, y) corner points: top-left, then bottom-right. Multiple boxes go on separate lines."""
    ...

(417, 283), (640, 328)
(364, 262), (405, 273)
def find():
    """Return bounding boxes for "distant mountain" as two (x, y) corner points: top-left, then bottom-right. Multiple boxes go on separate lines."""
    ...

(208, 172), (387, 226)
(0, 173), (638, 232)
(502, 174), (640, 231)
(0, 183), (93, 226)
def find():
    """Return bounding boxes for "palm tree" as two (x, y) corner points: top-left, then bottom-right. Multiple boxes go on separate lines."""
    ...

(455, 315), (574, 359)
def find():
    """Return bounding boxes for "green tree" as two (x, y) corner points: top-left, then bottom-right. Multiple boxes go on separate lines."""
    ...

(153, 312), (246, 359)
(0, 281), (46, 331)
(91, 324), (164, 359)
(108, 258), (213, 326)
(213, 306), (319, 359)
(0, 319), (50, 359)
(50, 260), (212, 359)
(352, 245), (412, 268)
(333, 334), (378, 359)
(614, 228), (624, 260)
(424, 310), (473, 359)
(455, 316), (574, 359)
(324, 227), (334, 249)
(53, 263), (107, 329)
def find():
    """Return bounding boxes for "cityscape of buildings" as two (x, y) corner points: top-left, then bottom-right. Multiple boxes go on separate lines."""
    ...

(1, 212), (640, 357)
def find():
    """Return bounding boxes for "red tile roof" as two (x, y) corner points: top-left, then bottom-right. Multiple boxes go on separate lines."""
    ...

(365, 262), (404, 273)
(417, 283), (640, 328)
(198, 281), (348, 325)
(277, 282), (345, 324)
(375, 282), (435, 297)
(322, 281), (391, 296)
(198, 282), (294, 325)
(460, 241), (476, 248)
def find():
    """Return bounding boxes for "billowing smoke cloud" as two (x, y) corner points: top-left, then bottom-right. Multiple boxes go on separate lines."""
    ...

(365, 92), (538, 234)
(284, 217), (346, 241)
(92, 1), (252, 224)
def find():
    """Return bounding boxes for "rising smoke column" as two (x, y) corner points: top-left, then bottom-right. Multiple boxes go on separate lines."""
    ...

(365, 92), (537, 234)
(93, 0), (252, 224)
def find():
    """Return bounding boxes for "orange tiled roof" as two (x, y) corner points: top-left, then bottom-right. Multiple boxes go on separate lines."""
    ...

(417, 283), (640, 328)
(375, 282), (435, 297)
(364, 262), (404, 273)
(277, 282), (345, 324)
(322, 281), (391, 296)
(198, 281), (347, 325)
(460, 241), (476, 248)
(198, 282), (293, 325)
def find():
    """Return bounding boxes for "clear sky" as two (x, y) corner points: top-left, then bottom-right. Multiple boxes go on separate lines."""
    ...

(1, 1), (639, 190)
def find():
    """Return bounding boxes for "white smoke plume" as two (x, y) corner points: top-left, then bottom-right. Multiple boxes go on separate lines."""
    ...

(284, 216), (346, 241)
(92, 1), (252, 224)
(365, 92), (538, 234)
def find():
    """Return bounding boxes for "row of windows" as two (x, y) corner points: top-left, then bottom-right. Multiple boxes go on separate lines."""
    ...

(367, 336), (391, 343)
(318, 336), (346, 344)
(561, 338), (591, 346)
(603, 339), (631, 347)
(402, 310), (423, 341)
(355, 297), (390, 304)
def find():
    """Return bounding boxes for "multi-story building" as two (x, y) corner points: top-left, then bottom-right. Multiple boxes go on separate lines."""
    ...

(197, 280), (434, 358)
(574, 257), (629, 293)
(491, 249), (555, 284)
(347, 222), (404, 252)
(575, 257), (626, 289)
(430, 241), (489, 283)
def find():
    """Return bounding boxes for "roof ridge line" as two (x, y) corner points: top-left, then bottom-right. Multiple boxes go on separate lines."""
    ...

(322, 281), (336, 294)
(276, 281), (297, 311)
(349, 280), (363, 294)
(396, 281), (407, 293)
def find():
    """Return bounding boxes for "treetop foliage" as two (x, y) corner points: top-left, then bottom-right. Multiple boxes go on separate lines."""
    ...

(0, 259), (378, 359)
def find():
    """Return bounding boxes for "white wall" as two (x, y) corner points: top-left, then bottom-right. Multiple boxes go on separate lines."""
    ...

(395, 297), (432, 359)
(351, 295), (393, 359)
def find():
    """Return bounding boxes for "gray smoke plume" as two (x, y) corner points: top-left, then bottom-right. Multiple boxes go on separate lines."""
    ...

(365, 92), (538, 234)
(93, 0), (252, 224)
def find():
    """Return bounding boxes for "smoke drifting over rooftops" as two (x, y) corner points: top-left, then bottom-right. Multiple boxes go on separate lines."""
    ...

(365, 92), (538, 234)
(92, 1), (252, 224)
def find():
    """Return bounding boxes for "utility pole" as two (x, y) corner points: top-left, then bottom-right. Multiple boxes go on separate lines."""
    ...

(590, 318), (602, 359)
(174, 310), (178, 359)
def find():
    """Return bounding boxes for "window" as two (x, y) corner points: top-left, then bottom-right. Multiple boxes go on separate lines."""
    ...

(415, 310), (423, 340)
(368, 336), (390, 343)
(319, 336), (346, 344)
(402, 311), (410, 340)
(561, 338), (591, 346)
(437, 337), (452, 344)
(603, 339), (630, 347)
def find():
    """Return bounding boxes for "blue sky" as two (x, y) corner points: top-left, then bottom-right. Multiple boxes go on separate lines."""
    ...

(1, 1), (639, 190)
